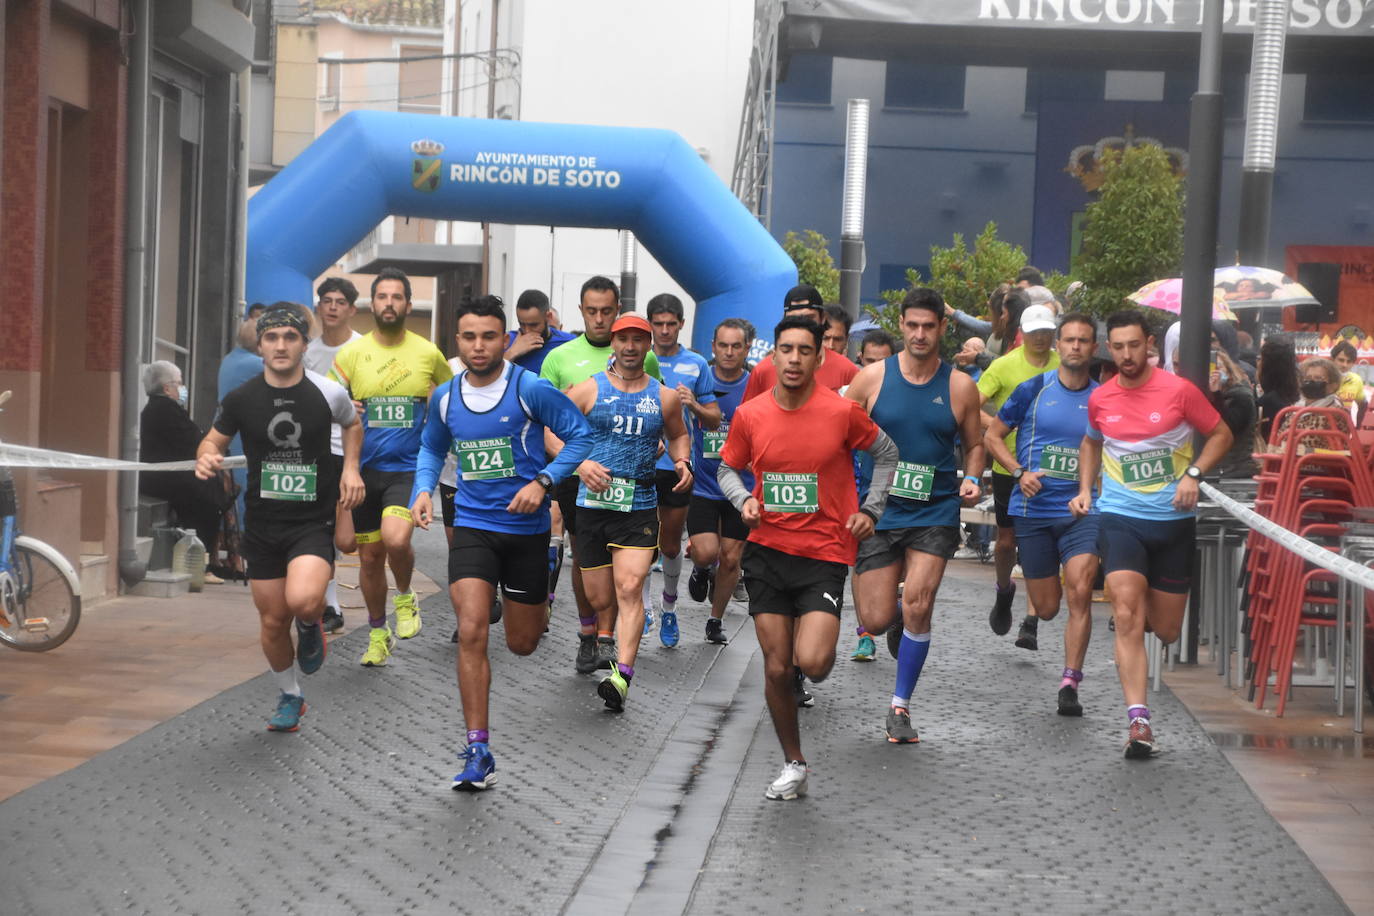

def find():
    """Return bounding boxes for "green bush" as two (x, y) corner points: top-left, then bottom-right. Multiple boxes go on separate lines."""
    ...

(781, 230), (840, 305)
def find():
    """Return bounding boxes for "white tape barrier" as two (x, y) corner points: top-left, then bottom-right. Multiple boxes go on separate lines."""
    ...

(1200, 481), (1374, 592)
(0, 442), (245, 473)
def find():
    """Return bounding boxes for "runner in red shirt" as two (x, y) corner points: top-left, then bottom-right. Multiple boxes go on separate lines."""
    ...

(742, 285), (859, 401)
(718, 316), (898, 801)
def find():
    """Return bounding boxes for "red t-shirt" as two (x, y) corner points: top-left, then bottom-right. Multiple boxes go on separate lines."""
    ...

(720, 384), (880, 566)
(743, 348), (860, 402)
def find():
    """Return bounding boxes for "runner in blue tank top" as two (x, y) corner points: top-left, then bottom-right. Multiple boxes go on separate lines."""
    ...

(845, 288), (986, 744)
(408, 296), (594, 792)
(564, 314), (692, 713)
(984, 313), (1101, 718)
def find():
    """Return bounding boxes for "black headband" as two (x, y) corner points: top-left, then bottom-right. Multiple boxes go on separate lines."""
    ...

(257, 307), (310, 341)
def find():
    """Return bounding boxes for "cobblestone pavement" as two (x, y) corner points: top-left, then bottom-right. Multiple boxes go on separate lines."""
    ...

(0, 525), (1350, 914)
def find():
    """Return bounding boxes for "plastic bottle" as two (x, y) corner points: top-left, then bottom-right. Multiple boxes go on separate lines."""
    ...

(173, 529), (207, 592)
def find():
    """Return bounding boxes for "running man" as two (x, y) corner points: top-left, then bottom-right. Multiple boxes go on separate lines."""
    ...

(685, 318), (753, 645)
(717, 316), (898, 799)
(742, 285), (858, 401)
(1070, 309), (1232, 758)
(410, 296), (593, 791)
(564, 314), (691, 711)
(541, 277), (661, 674)
(978, 303), (1060, 637)
(984, 312), (1100, 716)
(646, 293), (720, 647)
(845, 288), (984, 743)
(504, 289), (576, 373)
(329, 267), (453, 666)
(849, 327), (898, 662)
(304, 277), (363, 633)
(196, 305), (364, 731)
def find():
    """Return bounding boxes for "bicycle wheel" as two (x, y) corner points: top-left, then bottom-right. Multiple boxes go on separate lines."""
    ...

(0, 542), (81, 651)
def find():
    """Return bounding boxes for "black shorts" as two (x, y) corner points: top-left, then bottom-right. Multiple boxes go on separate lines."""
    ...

(555, 476), (580, 537)
(686, 495), (750, 542)
(439, 482), (457, 529)
(741, 542), (847, 618)
(991, 472), (1015, 529)
(352, 468), (414, 539)
(243, 519), (335, 580)
(1099, 513), (1195, 595)
(854, 525), (960, 575)
(448, 526), (549, 601)
(655, 468), (693, 509)
(575, 506), (659, 570)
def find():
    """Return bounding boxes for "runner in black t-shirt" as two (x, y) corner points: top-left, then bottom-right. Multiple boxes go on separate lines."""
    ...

(197, 305), (363, 732)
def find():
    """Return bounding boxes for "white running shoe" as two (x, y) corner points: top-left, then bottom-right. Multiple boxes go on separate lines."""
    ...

(952, 546), (982, 561)
(764, 760), (809, 800)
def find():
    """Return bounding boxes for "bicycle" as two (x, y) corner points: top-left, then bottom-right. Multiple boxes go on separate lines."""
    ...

(0, 391), (83, 651)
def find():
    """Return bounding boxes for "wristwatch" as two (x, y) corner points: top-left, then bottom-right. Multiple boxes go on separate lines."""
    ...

(535, 472), (555, 491)
(1184, 465), (1202, 480)
(1011, 467), (1026, 481)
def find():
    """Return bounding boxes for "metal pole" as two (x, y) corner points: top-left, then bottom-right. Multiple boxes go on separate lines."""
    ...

(1237, 0), (1289, 268)
(619, 230), (637, 314)
(839, 98), (870, 323)
(1178, 0), (1225, 395)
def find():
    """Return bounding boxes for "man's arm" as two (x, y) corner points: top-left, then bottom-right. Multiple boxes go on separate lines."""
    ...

(339, 421), (364, 510)
(1069, 434), (1101, 517)
(844, 359), (884, 412)
(661, 388), (694, 492)
(953, 371), (988, 502)
(409, 388), (453, 527)
(1173, 419), (1234, 511)
(195, 429), (233, 480)
(532, 380), (595, 480)
(857, 429), (898, 523)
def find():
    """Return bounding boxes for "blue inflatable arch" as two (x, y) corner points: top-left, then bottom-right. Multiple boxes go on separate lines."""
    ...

(246, 110), (796, 353)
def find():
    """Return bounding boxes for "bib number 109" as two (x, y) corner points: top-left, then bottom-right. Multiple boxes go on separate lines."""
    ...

(761, 472), (818, 514)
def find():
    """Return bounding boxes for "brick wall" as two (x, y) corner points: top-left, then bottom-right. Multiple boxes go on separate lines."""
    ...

(85, 29), (125, 373)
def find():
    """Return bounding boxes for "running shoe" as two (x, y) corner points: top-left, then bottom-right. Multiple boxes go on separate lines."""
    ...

(576, 634), (600, 674)
(394, 591), (422, 639)
(659, 611), (680, 648)
(360, 625), (395, 667)
(598, 669), (628, 711)
(886, 625), (902, 660)
(452, 742), (497, 792)
(885, 706), (920, 744)
(596, 636), (617, 670)
(952, 546), (982, 561)
(764, 761), (809, 800)
(451, 628), (459, 643)
(320, 606), (344, 634)
(705, 617), (728, 645)
(1123, 717), (1157, 759)
(793, 669), (815, 708)
(267, 692), (306, 732)
(1014, 616), (1039, 651)
(295, 619), (326, 675)
(733, 581), (747, 602)
(489, 598), (503, 625)
(642, 606), (654, 637)
(688, 565), (714, 603)
(989, 582), (1016, 636)
(852, 634), (876, 662)
(1057, 685), (1083, 717)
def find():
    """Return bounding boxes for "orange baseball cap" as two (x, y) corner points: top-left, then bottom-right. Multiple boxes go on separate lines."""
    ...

(611, 313), (652, 336)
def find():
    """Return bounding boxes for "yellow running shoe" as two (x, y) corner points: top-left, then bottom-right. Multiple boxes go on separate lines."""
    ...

(394, 591), (422, 639)
(360, 625), (395, 667)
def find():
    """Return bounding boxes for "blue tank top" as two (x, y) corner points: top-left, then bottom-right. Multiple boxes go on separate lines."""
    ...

(872, 357), (960, 529)
(577, 372), (664, 510)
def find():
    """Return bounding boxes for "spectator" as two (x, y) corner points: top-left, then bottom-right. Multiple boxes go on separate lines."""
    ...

(1331, 340), (1368, 425)
(246, 302), (266, 320)
(823, 305), (852, 355)
(856, 328), (896, 366)
(1016, 266), (1044, 288)
(1299, 357), (1343, 410)
(954, 336), (986, 381)
(1257, 335), (1300, 441)
(140, 361), (227, 582)
(1209, 346), (1259, 479)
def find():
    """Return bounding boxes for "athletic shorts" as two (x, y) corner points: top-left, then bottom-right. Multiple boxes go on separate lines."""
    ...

(655, 468), (693, 509)
(686, 495), (749, 542)
(1099, 513), (1195, 595)
(555, 477), (580, 537)
(991, 472), (1015, 529)
(741, 542), (847, 619)
(1012, 514), (1101, 580)
(448, 526), (549, 601)
(352, 468), (414, 539)
(439, 482), (457, 529)
(855, 525), (960, 575)
(243, 519), (335, 580)
(575, 506), (659, 570)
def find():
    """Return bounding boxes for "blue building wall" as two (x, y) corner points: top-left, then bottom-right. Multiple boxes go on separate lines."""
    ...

(771, 53), (1374, 306)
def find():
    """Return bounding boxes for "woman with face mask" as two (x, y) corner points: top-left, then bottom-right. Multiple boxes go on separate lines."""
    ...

(1299, 357), (1343, 409)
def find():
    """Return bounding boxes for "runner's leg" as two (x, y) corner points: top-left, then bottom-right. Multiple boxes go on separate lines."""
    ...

(611, 546), (656, 669)
(1062, 553), (1097, 673)
(356, 539), (389, 628)
(1106, 570), (1151, 708)
(452, 577), (495, 734)
(712, 536), (744, 621)
(380, 511), (415, 594)
(754, 613), (803, 761)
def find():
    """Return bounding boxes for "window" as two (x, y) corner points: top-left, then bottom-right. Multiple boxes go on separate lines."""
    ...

(320, 56), (341, 112)
(1304, 72), (1374, 123)
(1024, 68), (1105, 114)
(777, 54), (832, 105)
(399, 45), (443, 114)
(884, 60), (965, 111)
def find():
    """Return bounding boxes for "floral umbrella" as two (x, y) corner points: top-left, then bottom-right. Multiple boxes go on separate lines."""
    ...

(1212, 265), (1320, 310)
(1128, 278), (1238, 322)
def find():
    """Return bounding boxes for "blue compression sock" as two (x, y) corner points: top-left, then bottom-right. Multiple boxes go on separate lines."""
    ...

(890, 631), (932, 708)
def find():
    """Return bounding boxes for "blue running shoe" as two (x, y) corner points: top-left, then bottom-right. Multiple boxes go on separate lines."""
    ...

(295, 619), (326, 675)
(267, 692), (306, 732)
(643, 606), (654, 637)
(659, 611), (679, 648)
(453, 742), (497, 791)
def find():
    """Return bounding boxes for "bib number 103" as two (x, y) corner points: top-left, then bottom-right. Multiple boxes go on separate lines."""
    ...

(761, 472), (818, 514)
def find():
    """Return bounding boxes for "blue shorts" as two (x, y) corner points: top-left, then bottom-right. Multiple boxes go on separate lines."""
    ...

(1098, 513), (1195, 595)
(1011, 514), (1101, 580)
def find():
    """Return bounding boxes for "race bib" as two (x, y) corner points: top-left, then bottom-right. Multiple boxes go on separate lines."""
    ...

(702, 423), (729, 459)
(762, 472), (818, 514)
(891, 461), (934, 502)
(454, 437), (515, 481)
(261, 461), (317, 501)
(1120, 447), (1174, 489)
(1040, 444), (1080, 481)
(582, 476), (635, 512)
(366, 396), (415, 428)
